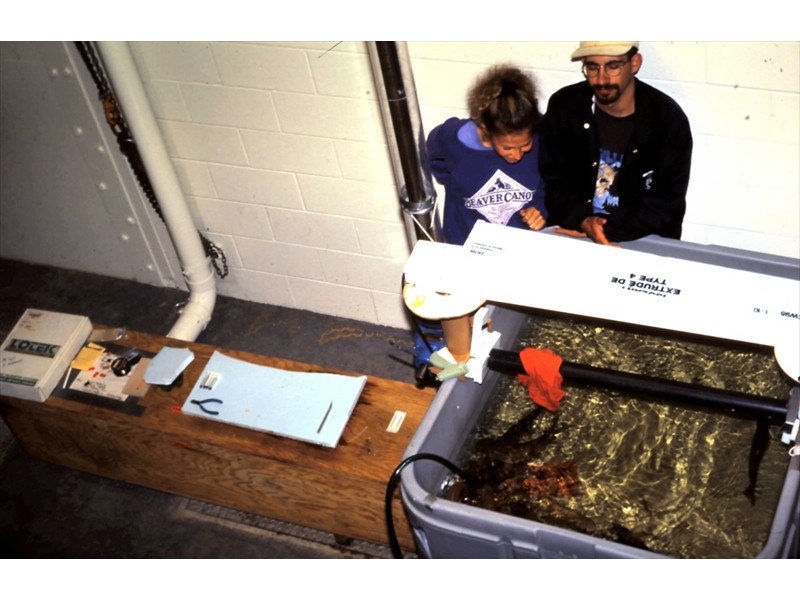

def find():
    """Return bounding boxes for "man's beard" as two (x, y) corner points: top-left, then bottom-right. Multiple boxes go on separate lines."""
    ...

(593, 84), (620, 105)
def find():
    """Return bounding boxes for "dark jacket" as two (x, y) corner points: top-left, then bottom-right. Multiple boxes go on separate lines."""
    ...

(539, 78), (692, 241)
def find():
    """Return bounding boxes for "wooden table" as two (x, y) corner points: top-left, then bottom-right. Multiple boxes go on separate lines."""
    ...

(0, 328), (436, 552)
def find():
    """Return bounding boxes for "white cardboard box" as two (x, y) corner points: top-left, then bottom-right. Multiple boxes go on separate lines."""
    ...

(0, 309), (92, 402)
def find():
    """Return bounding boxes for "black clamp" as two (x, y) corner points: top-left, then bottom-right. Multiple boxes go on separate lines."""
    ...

(111, 349), (142, 377)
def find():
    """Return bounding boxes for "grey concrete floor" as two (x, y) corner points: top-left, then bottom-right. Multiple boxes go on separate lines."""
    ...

(0, 258), (421, 558)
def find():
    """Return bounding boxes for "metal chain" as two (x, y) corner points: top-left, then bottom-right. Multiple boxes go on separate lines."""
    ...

(73, 42), (228, 279)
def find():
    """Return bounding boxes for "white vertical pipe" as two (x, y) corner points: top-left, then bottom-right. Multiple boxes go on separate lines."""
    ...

(97, 42), (216, 341)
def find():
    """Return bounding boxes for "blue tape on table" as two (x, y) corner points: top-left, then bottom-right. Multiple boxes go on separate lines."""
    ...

(181, 351), (367, 448)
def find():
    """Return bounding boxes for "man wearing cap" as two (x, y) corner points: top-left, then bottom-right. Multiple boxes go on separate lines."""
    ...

(539, 42), (692, 245)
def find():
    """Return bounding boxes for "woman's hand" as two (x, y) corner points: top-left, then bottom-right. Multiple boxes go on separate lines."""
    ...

(519, 207), (546, 231)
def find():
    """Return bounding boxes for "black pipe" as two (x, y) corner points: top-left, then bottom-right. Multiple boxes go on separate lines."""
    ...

(487, 349), (788, 422)
(373, 42), (437, 243)
(374, 42), (427, 212)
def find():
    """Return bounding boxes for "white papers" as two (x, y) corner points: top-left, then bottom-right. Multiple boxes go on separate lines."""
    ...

(69, 348), (130, 401)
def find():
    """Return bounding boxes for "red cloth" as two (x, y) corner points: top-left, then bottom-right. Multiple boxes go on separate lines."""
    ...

(516, 348), (566, 412)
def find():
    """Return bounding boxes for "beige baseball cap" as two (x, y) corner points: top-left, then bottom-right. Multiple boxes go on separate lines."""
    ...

(571, 41), (639, 61)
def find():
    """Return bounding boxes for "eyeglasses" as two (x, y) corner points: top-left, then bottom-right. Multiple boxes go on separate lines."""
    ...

(582, 59), (630, 77)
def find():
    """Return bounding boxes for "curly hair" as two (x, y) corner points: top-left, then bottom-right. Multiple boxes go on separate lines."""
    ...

(467, 64), (542, 137)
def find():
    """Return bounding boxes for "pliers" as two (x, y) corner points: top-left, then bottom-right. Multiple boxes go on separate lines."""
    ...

(189, 398), (223, 416)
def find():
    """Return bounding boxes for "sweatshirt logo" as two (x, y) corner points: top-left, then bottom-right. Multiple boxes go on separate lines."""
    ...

(464, 169), (534, 225)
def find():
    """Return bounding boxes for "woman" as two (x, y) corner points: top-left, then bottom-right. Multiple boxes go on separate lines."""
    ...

(427, 64), (547, 245)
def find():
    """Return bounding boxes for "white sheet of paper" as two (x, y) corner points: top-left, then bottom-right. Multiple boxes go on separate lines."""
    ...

(69, 349), (129, 401)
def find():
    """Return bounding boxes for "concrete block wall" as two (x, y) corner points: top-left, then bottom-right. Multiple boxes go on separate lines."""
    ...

(409, 41), (800, 258)
(131, 41), (408, 328)
(128, 41), (799, 330)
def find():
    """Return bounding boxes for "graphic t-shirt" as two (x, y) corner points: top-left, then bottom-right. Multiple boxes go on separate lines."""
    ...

(426, 117), (547, 245)
(593, 108), (635, 216)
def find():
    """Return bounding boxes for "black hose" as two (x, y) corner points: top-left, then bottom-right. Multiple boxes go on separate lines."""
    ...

(488, 349), (788, 422)
(385, 453), (466, 558)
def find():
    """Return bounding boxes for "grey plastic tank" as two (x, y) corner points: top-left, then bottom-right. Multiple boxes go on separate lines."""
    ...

(400, 236), (800, 559)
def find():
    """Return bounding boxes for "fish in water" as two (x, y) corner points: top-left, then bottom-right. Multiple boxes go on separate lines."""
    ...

(500, 460), (582, 498)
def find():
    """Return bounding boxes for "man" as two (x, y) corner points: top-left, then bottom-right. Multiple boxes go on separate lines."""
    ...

(539, 42), (692, 245)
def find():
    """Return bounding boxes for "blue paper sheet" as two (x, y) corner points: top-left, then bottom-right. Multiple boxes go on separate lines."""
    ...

(181, 351), (367, 448)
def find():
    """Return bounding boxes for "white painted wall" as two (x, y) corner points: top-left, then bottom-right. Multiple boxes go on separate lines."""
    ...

(128, 41), (412, 327)
(2, 41), (798, 331)
(409, 41), (800, 258)
(0, 42), (183, 288)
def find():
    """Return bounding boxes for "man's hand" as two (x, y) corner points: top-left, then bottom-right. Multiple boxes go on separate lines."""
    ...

(553, 216), (620, 247)
(519, 206), (546, 231)
(581, 216), (615, 245)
